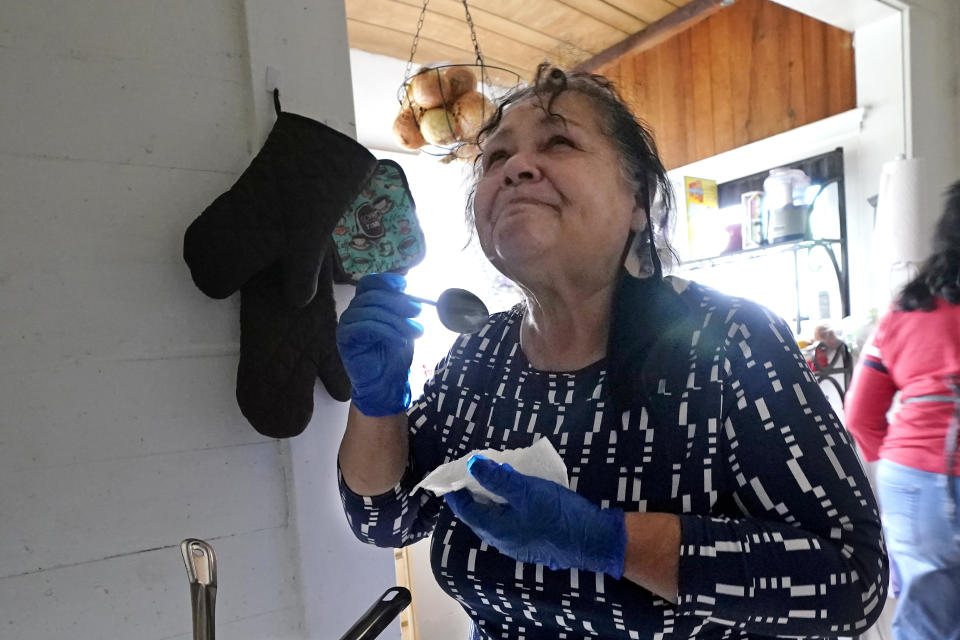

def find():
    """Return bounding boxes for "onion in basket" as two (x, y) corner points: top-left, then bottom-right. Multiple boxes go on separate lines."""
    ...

(444, 67), (477, 102)
(419, 108), (457, 146)
(450, 91), (493, 142)
(410, 69), (449, 109)
(392, 107), (426, 150)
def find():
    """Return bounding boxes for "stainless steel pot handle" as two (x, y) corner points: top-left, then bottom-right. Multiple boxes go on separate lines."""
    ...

(181, 538), (217, 640)
(179, 538), (407, 640)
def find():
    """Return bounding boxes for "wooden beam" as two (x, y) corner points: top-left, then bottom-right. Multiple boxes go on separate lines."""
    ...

(572, 0), (733, 73)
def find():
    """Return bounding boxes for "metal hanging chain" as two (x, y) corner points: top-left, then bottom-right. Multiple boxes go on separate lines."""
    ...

(460, 0), (484, 66)
(403, 0), (430, 85)
(460, 0), (491, 91)
(403, 0), (487, 81)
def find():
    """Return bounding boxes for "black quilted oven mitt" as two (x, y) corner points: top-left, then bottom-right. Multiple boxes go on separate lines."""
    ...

(237, 247), (351, 438)
(183, 111), (377, 307)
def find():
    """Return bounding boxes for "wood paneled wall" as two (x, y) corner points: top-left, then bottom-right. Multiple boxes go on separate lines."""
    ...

(596, 0), (856, 170)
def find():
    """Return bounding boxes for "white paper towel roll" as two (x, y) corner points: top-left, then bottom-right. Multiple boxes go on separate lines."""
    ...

(874, 155), (930, 265)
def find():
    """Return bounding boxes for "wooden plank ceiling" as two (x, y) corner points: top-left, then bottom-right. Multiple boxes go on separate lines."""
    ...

(345, 0), (694, 85)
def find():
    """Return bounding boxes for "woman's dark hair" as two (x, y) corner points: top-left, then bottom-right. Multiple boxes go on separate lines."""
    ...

(465, 63), (675, 274)
(897, 180), (960, 311)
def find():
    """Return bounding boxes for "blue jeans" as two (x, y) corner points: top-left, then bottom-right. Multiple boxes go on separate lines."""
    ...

(877, 459), (960, 640)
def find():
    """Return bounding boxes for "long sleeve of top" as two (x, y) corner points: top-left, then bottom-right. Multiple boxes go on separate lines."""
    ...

(843, 318), (899, 463)
(339, 278), (887, 639)
(845, 297), (960, 472)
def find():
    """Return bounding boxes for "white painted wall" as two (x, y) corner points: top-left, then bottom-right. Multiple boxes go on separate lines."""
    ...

(771, 0), (898, 31)
(852, 12), (907, 314)
(901, 0), (960, 206)
(0, 1), (394, 639)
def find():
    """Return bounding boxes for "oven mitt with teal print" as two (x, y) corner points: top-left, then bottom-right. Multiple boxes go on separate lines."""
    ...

(183, 105), (377, 307)
(331, 159), (426, 284)
(237, 245), (351, 438)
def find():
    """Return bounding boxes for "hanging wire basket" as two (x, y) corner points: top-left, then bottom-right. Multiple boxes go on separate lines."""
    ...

(390, 0), (524, 162)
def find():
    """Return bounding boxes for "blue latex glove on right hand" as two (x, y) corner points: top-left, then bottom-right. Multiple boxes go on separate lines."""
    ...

(336, 273), (423, 417)
(445, 455), (627, 577)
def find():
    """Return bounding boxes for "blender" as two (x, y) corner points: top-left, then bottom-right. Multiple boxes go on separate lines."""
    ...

(763, 168), (811, 244)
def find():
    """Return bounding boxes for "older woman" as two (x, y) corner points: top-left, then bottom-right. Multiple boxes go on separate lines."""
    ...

(336, 65), (887, 639)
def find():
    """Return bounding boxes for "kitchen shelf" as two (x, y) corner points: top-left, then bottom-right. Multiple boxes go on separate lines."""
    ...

(673, 148), (854, 400)
(677, 149), (850, 334)
(680, 237), (847, 319)
(682, 237), (841, 270)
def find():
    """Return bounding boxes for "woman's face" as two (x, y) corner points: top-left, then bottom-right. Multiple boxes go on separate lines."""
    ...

(472, 92), (642, 288)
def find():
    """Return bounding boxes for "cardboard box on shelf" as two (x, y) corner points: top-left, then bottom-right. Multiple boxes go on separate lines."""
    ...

(684, 176), (719, 259)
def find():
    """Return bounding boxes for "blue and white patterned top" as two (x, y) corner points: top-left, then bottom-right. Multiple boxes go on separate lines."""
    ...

(339, 278), (887, 639)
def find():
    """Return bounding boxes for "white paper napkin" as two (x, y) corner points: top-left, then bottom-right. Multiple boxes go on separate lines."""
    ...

(414, 437), (569, 504)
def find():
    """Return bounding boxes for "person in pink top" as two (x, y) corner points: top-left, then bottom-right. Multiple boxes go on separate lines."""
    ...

(845, 179), (960, 640)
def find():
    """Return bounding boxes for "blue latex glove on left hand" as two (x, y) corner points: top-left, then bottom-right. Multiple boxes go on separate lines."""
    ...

(445, 455), (627, 577)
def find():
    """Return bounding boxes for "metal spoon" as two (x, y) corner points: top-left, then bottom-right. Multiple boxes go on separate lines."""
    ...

(406, 288), (489, 334)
